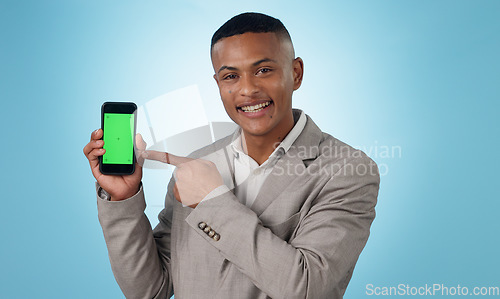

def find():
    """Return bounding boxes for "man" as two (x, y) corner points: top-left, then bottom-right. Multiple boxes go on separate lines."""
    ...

(83, 12), (379, 299)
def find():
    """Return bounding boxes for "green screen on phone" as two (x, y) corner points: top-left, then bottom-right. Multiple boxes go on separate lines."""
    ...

(102, 113), (134, 164)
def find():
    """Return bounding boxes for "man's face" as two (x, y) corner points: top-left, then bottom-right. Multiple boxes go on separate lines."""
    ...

(211, 32), (303, 138)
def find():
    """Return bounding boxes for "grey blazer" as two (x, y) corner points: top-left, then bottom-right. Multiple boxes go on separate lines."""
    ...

(97, 111), (380, 299)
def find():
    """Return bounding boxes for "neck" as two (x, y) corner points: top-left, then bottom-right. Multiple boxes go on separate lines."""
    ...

(242, 111), (295, 165)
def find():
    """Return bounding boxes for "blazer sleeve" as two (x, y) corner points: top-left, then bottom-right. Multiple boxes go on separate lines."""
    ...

(96, 182), (174, 299)
(184, 155), (379, 299)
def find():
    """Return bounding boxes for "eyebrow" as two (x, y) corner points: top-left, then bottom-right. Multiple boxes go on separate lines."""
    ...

(217, 65), (237, 74)
(217, 58), (278, 74)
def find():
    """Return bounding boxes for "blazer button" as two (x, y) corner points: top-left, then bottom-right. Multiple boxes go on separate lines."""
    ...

(213, 233), (220, 241)
(208, 230), (215, 238)
(203, 226), (211, 234)
(198, 222), (207, 230)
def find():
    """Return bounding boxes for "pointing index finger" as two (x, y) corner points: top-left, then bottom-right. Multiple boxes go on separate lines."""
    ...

(143, 150), (193, 166)
(166, 152), (193, 166)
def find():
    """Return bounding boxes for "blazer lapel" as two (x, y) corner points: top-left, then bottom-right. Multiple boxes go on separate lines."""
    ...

(250, 114), (323, 216)
(250, 148), (304, 216)
(212, 144), (237, 191)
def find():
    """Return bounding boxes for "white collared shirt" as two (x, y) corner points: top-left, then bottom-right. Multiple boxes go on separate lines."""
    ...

(202, 110), (306, 208)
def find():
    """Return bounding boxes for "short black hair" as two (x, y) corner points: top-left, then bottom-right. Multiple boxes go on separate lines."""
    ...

(211, 12), (292, 50)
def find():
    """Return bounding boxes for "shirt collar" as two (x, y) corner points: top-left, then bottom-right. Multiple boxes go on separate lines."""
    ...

(230, 110), (306, 161)
(279, 109), (306, 154)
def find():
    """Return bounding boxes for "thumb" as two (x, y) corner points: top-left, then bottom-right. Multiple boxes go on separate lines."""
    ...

(135, 133), (147, 151)
(135, 133), (147, 167)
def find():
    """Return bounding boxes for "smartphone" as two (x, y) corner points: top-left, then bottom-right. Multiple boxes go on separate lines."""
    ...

(99, 102), (137, 175)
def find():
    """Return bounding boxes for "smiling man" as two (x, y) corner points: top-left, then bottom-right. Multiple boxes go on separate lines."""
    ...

(84, 12), (380, 299)
(212, 29), (301, 165)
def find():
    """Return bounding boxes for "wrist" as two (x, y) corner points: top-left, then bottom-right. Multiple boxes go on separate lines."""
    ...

(105, 183), (142, 201)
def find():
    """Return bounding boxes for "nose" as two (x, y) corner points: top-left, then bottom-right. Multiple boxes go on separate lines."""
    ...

(239, 74), (259, 97)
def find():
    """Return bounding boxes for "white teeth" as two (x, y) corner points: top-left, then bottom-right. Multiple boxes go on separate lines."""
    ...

(240, 101), (271, 112)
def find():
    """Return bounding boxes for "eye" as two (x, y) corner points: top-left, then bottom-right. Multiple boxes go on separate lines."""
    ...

(257, 68), (272, 75)
(223, 74), (238, 80)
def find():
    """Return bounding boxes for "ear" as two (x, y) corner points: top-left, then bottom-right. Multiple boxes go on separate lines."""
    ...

(292, 57), (304, 90)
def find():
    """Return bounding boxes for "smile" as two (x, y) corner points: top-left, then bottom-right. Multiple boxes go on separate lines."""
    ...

(238, 101), (272, 113)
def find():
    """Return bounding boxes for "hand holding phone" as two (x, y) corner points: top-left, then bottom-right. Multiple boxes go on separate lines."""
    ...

(83, 102), (143, 201)
(99, 102), (137, 175)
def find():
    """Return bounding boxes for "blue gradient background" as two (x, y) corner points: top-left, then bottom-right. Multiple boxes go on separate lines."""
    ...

(1, 1), (499, 298)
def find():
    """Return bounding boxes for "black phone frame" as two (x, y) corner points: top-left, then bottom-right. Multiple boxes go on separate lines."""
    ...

(99, 101), (138, 175)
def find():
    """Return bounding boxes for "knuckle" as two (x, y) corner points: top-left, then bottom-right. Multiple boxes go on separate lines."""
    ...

(83, 144), (92, 155)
